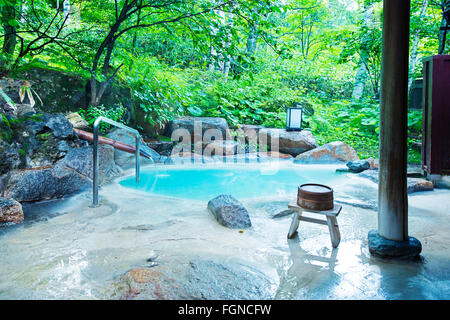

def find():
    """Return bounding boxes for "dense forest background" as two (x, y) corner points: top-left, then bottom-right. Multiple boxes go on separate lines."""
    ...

(0, 0), (449, 162)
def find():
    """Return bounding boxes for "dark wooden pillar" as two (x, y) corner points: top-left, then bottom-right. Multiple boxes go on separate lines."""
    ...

(378, 0), (411, 241)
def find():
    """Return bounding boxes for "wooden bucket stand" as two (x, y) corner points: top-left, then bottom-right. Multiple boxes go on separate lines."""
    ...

(287, 202), (342, 248)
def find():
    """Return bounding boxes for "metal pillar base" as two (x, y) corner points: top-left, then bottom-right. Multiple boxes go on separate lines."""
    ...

(368, 230), (422, 260)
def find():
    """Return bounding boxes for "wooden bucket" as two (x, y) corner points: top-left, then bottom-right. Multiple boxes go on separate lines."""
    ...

(297, 183), (334, 211)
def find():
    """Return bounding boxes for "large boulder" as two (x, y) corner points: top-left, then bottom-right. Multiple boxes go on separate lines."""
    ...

(207, 195), (252, 229)
(1, 145), (119, 202)
(166, 117), (231, 141)
(16, 113), (87, 168)
(0, 197), (24, 224)
(259, 128), (318, 157)
(115, 257), (275, 300)
(58, 144), (121, 183)
(294, 141), (359, 164)
(106, 128), (162, 167)
(0, 113), (87, 172)
(23, 113), (75, 139)
(1, 165), (90, 202)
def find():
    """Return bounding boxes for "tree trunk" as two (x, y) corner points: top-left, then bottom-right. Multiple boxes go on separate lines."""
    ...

(246, 23), (258, 56)
(351, 4), (374, 100)
(63, 0), (71, 21)
(222, 10), (234, 78)
(246, 7), (259, 57)
(352, 59), (368, 100)
(1, 1), (17, 58)
(408, 0), (429, 96)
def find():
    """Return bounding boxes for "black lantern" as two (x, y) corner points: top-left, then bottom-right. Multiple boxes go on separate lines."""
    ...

(286, 107), (303, 131)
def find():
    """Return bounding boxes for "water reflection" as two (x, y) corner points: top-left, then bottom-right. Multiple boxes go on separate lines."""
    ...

(368, 254), (425, 299)
(275, 235), (338, 299)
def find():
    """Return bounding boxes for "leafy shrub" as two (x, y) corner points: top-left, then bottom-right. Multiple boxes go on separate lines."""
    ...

(78, 104), (127, 133)
(123, 55), (191, 129)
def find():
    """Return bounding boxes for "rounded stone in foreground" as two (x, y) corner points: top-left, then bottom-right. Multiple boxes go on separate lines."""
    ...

(368, 229), (422, 260)
(0, 197), (24, 224)
(207, 194), (252, 229)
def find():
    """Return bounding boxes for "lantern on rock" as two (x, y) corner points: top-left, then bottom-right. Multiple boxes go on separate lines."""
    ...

(286, 107), (303, 131)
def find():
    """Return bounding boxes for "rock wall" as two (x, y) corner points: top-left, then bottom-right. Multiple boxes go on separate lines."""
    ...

(3, 67), (133, 113)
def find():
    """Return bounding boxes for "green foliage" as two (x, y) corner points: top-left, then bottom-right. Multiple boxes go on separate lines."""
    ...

(0, 0), (439, 164)
(183, 69), (300, 128)
(122, 55), (191, 129)
(78, 104), (127, 133)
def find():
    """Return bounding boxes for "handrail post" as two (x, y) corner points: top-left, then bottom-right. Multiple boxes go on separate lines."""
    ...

(92, 116), (141, 206)
(93, 118), (100, 206)
(136, 135), (140, 182)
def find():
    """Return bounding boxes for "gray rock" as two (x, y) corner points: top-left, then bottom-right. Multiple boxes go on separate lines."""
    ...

(0, 144), (119, 202)
(368, 229), (422, 260)
(106, 128), (162, 167)
(14, 113), (87, 168)
(260, 128), (318, 157)
(407, 178), (434, 194)
(24, 113), (75, 139)
(65, 112), (89, 130)
(146, 140), (175, 156)
(346, 160), (370, 173)
(294, 141), (359, 164)
(0, 197), (24, 224)
(0, 141), (22, 175)
(58, 145), (121, 183)
(166, 116), (231, 141)
(1, 165), (90, 202)
(116, 257), (275, 300)
(15, 103), (36, 117)
(207, 195), (252, 229)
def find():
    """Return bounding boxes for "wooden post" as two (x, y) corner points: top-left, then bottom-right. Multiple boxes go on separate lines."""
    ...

(378, 0), (411, 241)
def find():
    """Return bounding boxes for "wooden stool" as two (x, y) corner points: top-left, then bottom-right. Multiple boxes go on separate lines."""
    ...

(287, 202), (342, 248)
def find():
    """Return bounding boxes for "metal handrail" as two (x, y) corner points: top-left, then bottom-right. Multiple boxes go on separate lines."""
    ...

(93, 116), (140, 206)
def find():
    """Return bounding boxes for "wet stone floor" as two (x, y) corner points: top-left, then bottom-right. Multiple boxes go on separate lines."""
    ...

(0, 164), (449, 300)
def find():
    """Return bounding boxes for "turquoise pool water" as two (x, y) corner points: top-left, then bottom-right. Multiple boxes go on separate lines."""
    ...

(119, 164), (346, 201)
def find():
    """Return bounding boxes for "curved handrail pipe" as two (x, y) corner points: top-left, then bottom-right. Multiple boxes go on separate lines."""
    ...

(74, 128), (153, 159)
(93, 116), (140, 206)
